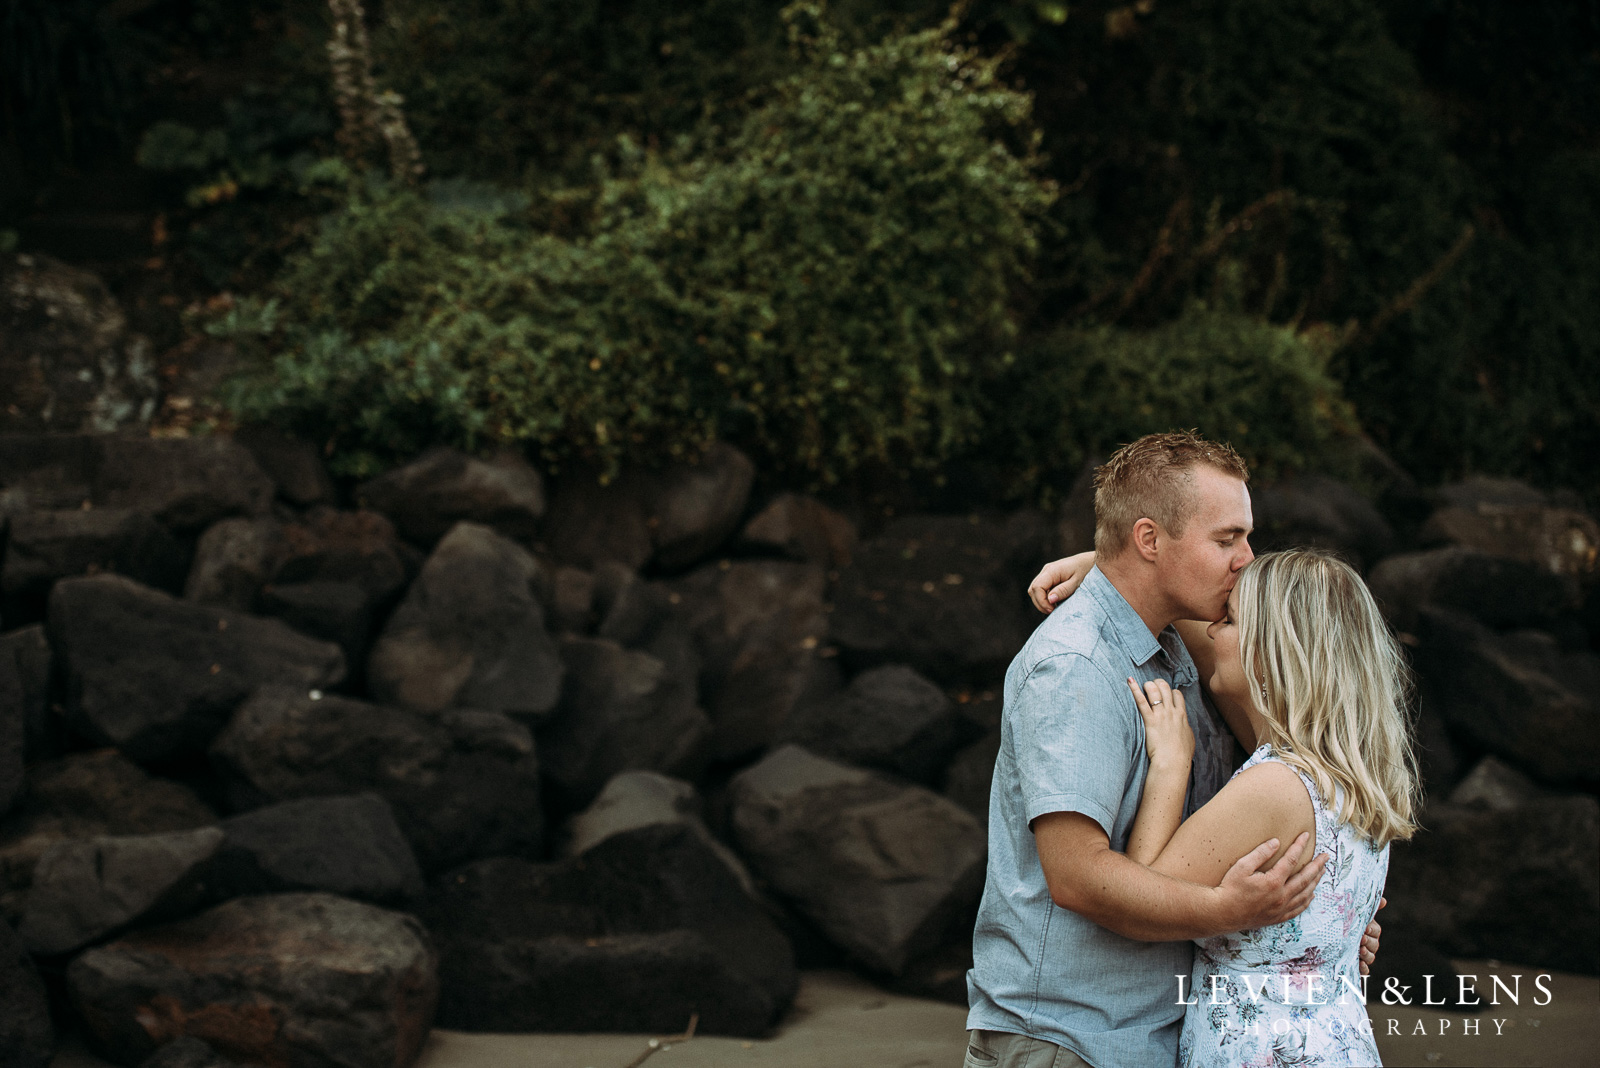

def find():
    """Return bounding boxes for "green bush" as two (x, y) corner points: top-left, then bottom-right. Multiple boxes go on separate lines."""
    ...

(220, 6), (1055, 482)
(989, 300), (1360, 496)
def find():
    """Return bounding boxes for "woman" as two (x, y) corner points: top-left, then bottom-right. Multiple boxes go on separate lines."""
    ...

(1047, 548), (1419, 1067)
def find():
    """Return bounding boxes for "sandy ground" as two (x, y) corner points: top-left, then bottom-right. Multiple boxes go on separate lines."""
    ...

(52, 959), (1597, 1068)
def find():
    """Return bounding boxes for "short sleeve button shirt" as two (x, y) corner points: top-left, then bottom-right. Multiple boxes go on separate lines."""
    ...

(966, 567), (1236, 1068)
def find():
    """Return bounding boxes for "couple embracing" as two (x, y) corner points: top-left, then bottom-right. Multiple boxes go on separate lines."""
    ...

(965, 431), (1418, 1068)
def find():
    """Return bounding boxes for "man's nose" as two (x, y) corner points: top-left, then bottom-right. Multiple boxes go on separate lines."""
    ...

(1235, 537), (1255, 569)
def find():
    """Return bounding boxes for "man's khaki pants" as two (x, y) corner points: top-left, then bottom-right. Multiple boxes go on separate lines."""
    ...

(962, 1029), (1096, 1068)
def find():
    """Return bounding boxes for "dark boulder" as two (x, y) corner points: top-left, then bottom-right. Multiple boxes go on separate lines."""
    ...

(211, 687), (542, 873)
(548, 565), (596, 633)
(0, 252), (158, 435)
(0, 625), (55, 764)
(1420, 482), (1599, 582)
(0, 651), (23, 818)
(1415, 609), (1600, 788)
(0, 433), (101, 513)
(1368, 547), (1580, 634)
(213, 794), (424, 908)
(943, 729), (1001, 825)
(138, 1036), (242, 1068)
(738, 492), (858, 569)
(48, 574), (346, 764)
(424, 822), (796, 1036)
(664, 560), (831, 762)
(1053, 457), (1101, 557)
(650, 442), (757, 571)
(543, 443), (756, 572)
(728, 745), (986, 976)
(1247, 475), (1394, 571)
(830, 512), (1048, 683)
(232, 425), (336, 508)
(1385, 795), (1599, 974)
(92, 437), (274, 535)
(0, 916), (53, 1068)
(564, 770), (753, 892)
(368, 521), (561, 721)
(778, 664), (963, 785)
(67, 892), (438, 1068)
(2, 507), (186, 604)
(356, 446), (545, 547)
(18, 826), (224, 956)
(1448, 756), (1554, 810)
(183, 516), (282, 612)
(539, 636), (713, 809)
(0, 750), (216, 925)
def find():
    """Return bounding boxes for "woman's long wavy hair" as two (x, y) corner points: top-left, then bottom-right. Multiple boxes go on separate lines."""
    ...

(1235, 549), (1421, 847)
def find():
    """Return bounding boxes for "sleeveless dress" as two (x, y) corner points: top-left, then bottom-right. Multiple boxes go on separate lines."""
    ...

(1178, 744), (1388, 1068)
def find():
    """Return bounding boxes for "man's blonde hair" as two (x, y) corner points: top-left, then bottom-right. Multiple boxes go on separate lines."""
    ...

(1092, 431), (1249, 558)
(1235, 549), (1421, 847)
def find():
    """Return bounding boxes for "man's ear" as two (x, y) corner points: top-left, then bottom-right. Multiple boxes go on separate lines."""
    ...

(1132, 517), (1160, 562)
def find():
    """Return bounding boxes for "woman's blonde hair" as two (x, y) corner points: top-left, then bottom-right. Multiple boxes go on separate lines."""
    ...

(1234, 549), (1421, 847)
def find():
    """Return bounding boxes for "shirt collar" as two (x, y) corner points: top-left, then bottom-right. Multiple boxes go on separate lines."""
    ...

(1080, 567), (1165, 668)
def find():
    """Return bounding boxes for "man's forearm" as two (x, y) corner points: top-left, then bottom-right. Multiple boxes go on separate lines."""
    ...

(1054, 846), (1237, 942)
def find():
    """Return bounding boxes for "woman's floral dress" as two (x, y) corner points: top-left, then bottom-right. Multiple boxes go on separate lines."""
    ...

(1178, 744), (1388, 1067)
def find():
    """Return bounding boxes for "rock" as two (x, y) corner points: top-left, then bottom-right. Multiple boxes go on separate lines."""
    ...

(541, 467), (653, 570)
(138, 1036), (241, 1068)
(356, 446), (545, 547)
(258, 508), (414, 663)
(942, 729), (1001, 824)
(544, 443), (755, 572)
(1415, 609), (1600, 788)
(232, 425), (335, 508)
(1420, 486), (1599, 580)
(67, 892), (438, 1068)
(0, 625), (56, 764)
(2, 507), (187, 604)
(18, 826), (224, 956)
(666, 560), (831, 762)
(0, 252), (159, 434)
(739, 492), (858, 569)
(1448, 756), (1554, 810)
(92, 437), (274, 534)
(650, 442), (757, 570)
(564, 771), (753, 893)
(213, 794), (424, 907)
(48, 574), (346, 763)
(424, 822), (796, 1036)
(368, 522), (562, 721)
(0, 751), (216, 926)
(549, 565), (596, 632)
(1385, 796), (1599, 975)
(593, 564), (673, 646)
(1412, 689), (1464, 800)
(779, 664), (963, 784)
(830, 512), (1048, 683)
(0, 433), (101, 512)
(1435, 475), (1552, 511)
(1053, 457), (1101, 557)
(728, 745), (987, 975)
(183, 516), (282, 612)
(211, 686), (542, 873)
(1248, 475), (1394, 570)
(0, 663), (21, 817)
(258, 581), (377, 667)
(0, 916), (53, 1068)
(540, 637), (712, 810)
(1368, 547), (1581, 634)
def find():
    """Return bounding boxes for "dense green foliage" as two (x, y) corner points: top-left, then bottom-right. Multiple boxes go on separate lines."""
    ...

(218, 9), (1055, 482)
(10, 1), (1595, 502)
(995, 302), (1357, 496)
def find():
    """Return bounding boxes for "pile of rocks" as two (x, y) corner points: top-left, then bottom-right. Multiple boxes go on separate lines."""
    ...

(1, 428), (1037, 1067)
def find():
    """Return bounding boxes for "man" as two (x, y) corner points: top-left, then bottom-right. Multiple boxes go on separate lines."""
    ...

(964, 431), (1379, 1068)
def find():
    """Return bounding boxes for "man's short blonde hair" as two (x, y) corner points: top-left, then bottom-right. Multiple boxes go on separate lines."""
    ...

(1092, 430), (1249, 558)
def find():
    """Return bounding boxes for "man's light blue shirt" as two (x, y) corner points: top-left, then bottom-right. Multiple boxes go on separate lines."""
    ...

(966, 567), (1236, 1068)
